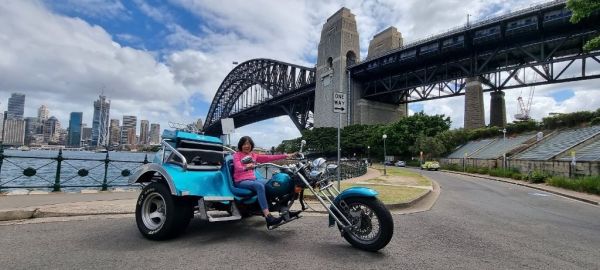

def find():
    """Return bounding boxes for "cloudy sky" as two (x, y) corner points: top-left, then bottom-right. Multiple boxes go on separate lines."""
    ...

(0, 0), (598, 148)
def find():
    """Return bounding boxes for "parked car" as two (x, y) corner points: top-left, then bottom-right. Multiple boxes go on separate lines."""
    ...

(384, 160), (393, 166)
(395, 161), (406, 167)
(421, 161), (440, 171)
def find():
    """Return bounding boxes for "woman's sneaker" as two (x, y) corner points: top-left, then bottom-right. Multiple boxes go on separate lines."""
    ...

(265, 214), (283, 227)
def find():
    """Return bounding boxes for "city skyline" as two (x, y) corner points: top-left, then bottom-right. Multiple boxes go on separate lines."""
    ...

(0, 92), (163, 147)
(0, 1), (599, 148)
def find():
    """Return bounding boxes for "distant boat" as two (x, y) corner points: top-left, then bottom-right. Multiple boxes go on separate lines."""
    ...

(95, 149), (108, 153)
(18, 146), (31, 151)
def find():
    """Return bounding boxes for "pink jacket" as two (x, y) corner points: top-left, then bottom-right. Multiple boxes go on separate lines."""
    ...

(233, 152), (287, 183)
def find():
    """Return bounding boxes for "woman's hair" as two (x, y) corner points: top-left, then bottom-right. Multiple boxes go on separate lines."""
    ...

(237, 136), (254, 151)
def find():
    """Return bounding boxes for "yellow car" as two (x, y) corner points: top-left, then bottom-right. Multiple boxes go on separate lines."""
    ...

(421, 161), (440, 171)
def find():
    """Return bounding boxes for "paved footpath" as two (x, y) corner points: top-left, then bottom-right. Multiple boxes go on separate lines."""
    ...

(0, 168), (396, 221)
(1, 167), (596, 222)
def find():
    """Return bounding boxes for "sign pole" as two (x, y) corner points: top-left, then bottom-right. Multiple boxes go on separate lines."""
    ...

(333, 91), (346, 191)
(337, 113), (341, 191)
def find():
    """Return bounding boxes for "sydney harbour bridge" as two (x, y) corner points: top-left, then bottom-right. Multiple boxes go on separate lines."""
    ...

(203, 0), (599, 135)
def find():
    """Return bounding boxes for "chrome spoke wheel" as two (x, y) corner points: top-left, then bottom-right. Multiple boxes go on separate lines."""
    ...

(347, 202), (381, 244)
(142, 193), (167, 231)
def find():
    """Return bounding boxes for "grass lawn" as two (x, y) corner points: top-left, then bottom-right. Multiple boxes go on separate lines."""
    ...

(339, 182), (429, 204)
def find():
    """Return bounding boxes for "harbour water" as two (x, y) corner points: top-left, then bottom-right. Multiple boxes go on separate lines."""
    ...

(0, 150), (152, 192)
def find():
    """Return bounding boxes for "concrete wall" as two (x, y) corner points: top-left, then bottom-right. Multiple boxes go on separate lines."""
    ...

(441, 158), (600, 177)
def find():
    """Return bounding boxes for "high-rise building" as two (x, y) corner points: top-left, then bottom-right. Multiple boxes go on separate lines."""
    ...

(127, 128), (137, 145)
(82, 126), (92, 146)
(24, 117), (40, 145)
(7, 93), (25, 120)
(68, 112), (83, 147)
(91, 95), (110, 147)
(121, 115), (136, 145)
(140, 120), (149, 145)
(0, 112), (4, 141)
(3, 118), (25, 146)
(150, 123), (161, 144)
(37, 105), (49, 121)
(44, 116), (60, 143)
(109, 119), (120, 146)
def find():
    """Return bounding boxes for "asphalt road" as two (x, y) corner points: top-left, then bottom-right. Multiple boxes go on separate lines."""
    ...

(1, 170), (599, 269)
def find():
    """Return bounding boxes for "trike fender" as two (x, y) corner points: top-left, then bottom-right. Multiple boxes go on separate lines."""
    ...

(129, 163), (177, 195)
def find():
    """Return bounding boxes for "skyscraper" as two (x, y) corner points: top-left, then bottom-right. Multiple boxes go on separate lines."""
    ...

(91, 95), (110, 147)
(3, 119), (25, 146)
(82, 126), (92, 146)
(150, 123), (161, 144)
(38, 105), (49, 121)
(44, 116), (60, 143)
(68, 112), (83, 147)
(24, 117), (40, 145)
(7, 93), (25, 120)
(140, 120), (149, 145)
(109, 119), (120, 146)
(0, 111), (4, 141)
(121, 115), (137, 145)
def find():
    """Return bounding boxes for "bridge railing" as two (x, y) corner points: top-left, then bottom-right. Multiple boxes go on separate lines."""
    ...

(0, 145), (148, 192)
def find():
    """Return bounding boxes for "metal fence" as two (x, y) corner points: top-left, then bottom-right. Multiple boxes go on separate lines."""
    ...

(0, 146), (148, 192)
(0, 144), (369, 192)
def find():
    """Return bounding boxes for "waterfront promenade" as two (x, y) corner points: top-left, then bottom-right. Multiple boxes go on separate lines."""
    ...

(1, 167), (598, 223)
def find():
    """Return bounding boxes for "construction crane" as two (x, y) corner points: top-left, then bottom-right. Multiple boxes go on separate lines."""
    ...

(514, 70), (535, 121)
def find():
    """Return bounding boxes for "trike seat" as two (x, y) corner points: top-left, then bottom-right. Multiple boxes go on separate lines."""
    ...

(226, 159), (256, 198)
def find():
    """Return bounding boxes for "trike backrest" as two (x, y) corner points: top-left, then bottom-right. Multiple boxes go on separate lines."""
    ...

(167, 139), (224, 171)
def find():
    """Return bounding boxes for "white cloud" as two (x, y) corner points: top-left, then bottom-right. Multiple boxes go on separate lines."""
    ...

(0, 1), (193, 133)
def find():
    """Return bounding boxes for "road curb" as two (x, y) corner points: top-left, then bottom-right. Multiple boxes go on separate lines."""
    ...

(443, 170), (599, 206)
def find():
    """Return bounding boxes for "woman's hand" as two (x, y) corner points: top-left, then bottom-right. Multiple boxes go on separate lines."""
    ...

(245, 163), (255, 170)
(286, 152), (298, 159)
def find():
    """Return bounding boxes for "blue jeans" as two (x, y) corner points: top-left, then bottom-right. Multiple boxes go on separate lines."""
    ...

(235, 179), (268, 211)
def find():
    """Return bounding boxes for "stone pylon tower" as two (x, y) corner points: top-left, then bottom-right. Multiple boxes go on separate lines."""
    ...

(314, 8), (360, 128)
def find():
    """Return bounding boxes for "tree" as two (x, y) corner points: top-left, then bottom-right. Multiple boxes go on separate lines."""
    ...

(410, 134), (446, 159)
(567, 0), (600, 51)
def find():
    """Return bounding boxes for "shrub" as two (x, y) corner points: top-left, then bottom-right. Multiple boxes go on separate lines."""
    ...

(406, 160), (421, 167)
(510, 173), (524, 180)
(527, 170), (548, 183)
(591, 117), (600, 126)
(477, 167), (489, 174)
(442, 163), (461, 171)
(547, 175), (600, 195)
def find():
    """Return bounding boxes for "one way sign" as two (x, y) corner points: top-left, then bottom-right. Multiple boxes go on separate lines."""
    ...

(333, 92), (347, 114)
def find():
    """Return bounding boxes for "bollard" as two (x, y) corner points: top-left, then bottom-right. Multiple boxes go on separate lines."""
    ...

(143, 154), (149, 164)
(53, 149), (63, 192)
(102, 152), (110, 191)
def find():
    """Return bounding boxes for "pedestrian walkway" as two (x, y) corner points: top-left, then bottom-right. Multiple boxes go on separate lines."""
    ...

(444, 170), (600, 205)
(0, 167), (436, 222)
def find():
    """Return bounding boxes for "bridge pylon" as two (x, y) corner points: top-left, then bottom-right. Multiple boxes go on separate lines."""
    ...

(314, 9), (407, 128)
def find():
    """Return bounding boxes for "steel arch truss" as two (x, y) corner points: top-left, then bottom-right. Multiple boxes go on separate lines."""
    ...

(204, 59), (315, 134)
(360, 32), (600, 103)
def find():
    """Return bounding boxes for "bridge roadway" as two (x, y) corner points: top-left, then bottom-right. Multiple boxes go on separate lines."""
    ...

(1, 169), (598, 269)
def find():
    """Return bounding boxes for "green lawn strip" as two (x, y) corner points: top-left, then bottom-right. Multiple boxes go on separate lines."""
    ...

(340, 182), (428, 204)
(369, 166), (431, 186)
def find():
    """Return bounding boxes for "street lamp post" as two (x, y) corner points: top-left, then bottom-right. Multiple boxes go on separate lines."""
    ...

(367, 146), (370, 167)
(500, 128), (507, 168)
(382, 134), (387, 176)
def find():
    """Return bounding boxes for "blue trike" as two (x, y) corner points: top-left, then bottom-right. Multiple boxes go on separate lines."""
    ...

(130, 129), (393, 251)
